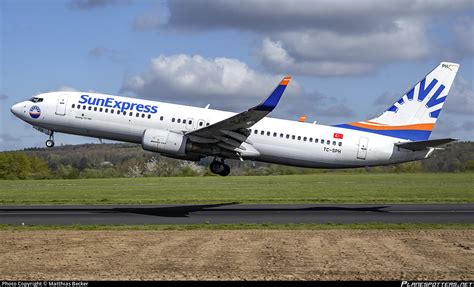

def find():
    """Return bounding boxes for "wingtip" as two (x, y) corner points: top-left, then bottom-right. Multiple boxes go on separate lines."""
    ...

(280, 75), (291, 86)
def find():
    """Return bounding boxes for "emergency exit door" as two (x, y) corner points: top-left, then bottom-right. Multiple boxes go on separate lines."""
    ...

(357, 137), (369, 160)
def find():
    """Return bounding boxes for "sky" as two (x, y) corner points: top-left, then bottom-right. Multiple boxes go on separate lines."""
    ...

(1, 0), (473, 151)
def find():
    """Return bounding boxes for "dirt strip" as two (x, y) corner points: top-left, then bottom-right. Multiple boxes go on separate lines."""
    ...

(0, 230), (472, 280)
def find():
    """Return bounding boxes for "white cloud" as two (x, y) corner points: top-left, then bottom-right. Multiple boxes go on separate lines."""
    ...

(444, 75), (474, 115)
(56, 86), (80, 92)
(160, 0), (472, 76)
(69, 0), (129, 10)
(258, 38), (374, 76)
(257, 17), (433, 76)
(133, 6), (167, 30)
(454, 16), (474, 55)
(121, 54), (300, 110)
(166, 0), (471, 33)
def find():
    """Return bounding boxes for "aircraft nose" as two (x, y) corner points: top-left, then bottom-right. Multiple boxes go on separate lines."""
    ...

(10, 103), (22, 117)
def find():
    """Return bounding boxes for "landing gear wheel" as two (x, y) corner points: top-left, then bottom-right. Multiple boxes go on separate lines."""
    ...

(209, 160), (231, 176)
(45, 131), (55, 148)
(210, 161), (225, 175)
(45, 139), (55, 148)
(219, 164), (230, 176)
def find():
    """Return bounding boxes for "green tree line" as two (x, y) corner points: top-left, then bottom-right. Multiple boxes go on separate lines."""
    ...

(0, 141), (473, 180)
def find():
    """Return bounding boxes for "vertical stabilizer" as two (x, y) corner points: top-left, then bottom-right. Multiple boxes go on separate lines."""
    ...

(335, 62), (459, 141)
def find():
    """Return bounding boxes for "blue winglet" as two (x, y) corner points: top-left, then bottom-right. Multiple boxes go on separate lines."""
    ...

(254, 76), (291, 111)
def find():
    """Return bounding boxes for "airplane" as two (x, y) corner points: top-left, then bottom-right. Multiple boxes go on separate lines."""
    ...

(10, 62), (459, 176)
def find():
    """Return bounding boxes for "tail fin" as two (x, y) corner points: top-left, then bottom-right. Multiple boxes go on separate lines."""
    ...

(335, 62), (459, 141)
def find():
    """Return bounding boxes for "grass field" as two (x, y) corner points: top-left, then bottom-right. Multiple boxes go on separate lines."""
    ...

(0, 173), (472, 205)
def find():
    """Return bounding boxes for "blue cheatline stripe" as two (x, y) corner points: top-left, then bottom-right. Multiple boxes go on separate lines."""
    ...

(333, 124), (432, 141)
(255, 84), (287, 111)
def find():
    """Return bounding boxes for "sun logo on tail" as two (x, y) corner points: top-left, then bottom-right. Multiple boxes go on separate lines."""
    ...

(386, 77), (446, 119)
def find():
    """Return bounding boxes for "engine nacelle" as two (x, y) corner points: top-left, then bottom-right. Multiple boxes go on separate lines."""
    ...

(142, 129), (187, 155)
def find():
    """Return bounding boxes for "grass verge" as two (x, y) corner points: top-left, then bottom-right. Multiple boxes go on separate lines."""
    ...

(0, 173), (473, 204)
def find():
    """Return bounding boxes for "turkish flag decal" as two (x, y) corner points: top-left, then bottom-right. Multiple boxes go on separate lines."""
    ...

(333, 133), (344, 139)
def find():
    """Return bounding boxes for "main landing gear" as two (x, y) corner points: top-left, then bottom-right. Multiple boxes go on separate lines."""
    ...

(45, 131), (55, 148)
(209, 159), (230, 176)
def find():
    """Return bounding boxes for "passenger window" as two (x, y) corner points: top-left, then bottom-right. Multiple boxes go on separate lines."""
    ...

(199, 122), (203, 127)
(160, 116), (164, 121)
(129, 112), (133, 116)
(105, 108), (108, 113)
(206, 123), (210, 126)
(280, 133), (284, 138)
(183, 119), (186, 124)
(339, 142), (342, 147)
(172, 118), (175, 122)
(303, 137), (307, 141)
(148, 114), (151, 119)
(123, 111), (126, 115)
(321, 139), (324, 144)
(111, 109), (115, 114)
(94, 107), (98, 111)
(267, 132), (270, 136)
(309, 138), (313, 142)
(315, 139), (319, 143)
(333, 141), (336, 145)
(100, 108), (103, 112)
(292, 135), (295, 140)
(72, 104), (75, 108)
(77, 104), (81, 109)
(117, 110), (121, 115)
(177, 119), (181, 123)
(189, 120), (192, 124)
(297, 136), (301, 140)
(286, 134), (289, 139)
(273, 132), (277, 137)
(326, 140), (330, 145)
(88, 106), (92, 111)
(261, 131), (264, 135)
(254, 130), (258, 134)
(83, 105), (86, 110)
(142, 114), (145, 118)
(136, 113), (139, 117)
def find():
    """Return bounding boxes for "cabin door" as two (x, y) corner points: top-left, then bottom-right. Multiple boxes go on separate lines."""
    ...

(357, 137), (369, 160)
(55, 94), (69, 116)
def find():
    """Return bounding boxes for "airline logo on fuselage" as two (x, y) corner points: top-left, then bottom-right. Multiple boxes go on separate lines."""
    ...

(29, 105), (41, 119)
(79, 95), (158, 114)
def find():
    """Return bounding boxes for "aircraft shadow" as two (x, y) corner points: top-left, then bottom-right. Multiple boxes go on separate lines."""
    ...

(0, 203), (391, 218)
(111, 203), (391, 217)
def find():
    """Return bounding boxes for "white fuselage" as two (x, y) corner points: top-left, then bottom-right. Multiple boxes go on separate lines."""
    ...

(11, 92), (430, 168)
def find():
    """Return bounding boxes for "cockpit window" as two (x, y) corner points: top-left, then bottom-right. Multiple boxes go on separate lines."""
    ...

(29, 97), (43, 103)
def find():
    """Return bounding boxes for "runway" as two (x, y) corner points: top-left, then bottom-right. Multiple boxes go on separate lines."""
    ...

(0, 203), (473, 225)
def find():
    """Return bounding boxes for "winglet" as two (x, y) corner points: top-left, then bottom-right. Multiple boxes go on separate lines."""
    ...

(254, 75), (291, 112)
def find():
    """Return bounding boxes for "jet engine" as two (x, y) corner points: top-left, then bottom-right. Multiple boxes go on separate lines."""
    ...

(142, 129), (187, 155)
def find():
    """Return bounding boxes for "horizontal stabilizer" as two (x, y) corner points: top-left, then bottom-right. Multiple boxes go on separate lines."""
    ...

(395, 138), (457, 151)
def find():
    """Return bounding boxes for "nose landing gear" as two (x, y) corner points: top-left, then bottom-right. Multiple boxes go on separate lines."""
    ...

(45, 131), (55, 148)
(209, 159), (231, 176)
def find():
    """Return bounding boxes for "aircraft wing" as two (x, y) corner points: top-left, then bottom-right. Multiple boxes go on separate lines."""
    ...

(395, 138), (457, 151)
(185, 76), (291, 156)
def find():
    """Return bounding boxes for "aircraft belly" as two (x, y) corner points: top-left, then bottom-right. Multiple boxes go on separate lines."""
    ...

(253, 141), (361, 168)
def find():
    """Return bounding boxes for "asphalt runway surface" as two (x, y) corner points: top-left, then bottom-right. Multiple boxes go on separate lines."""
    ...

(0, 203), (473, 225)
